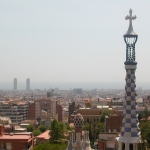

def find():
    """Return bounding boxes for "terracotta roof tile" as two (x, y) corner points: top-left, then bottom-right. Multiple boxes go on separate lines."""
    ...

(36, 130), (50, 140)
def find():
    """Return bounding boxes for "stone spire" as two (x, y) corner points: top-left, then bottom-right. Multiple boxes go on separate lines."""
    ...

(83, 131), (91, 150)
(124, 9), (137, 36)
(66, 113), (91, 150)
(72, 132), (83, 150)
(66, 131), (74, 150)
(118, 9), (141, 150)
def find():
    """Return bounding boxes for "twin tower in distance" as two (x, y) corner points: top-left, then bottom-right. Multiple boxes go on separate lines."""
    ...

(13, 78), (30, 91)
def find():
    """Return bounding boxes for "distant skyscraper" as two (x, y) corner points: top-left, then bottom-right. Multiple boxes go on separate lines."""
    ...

(26, 78), (30, 90)
(13, 78), (17, 90)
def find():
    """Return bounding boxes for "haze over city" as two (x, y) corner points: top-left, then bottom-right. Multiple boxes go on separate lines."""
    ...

(1, 1), (150, 150)
(0, 1), (150, 90)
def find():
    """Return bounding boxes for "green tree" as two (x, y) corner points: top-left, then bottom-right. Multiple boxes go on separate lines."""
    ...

(140, 121), (150, 144)
(33, 142), (67, 150)
(89, 124), (93, 143)
(33, 129), (41, 136)
(138, 113), (142, 121)
(83, 122), (93, 143)
(144, 106), (149, 120)
(65, 123), (74, 131)
(83, 122), (90, 131)
(27, 124), (34, 132)
(99, 110), (111, 123)
(50, 119), (64, 142)
(96, 122), (104, 138)
(38, 125), (46, 133)
(137, 139), (147, 150)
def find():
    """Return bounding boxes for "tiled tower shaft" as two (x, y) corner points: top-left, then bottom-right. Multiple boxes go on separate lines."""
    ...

(119, 64), (140, 143)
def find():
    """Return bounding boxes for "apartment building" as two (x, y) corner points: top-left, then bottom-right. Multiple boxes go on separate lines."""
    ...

(0, 100), (29, 124)
(68, 101), (75, 123)
(28, 102), (35, 120)
(28, 97), (62, 122)
(34, 97), (52, 119)
(105, 113), (123, 133)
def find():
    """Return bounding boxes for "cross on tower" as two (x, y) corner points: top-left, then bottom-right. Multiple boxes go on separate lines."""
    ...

(125, 9), (137, 23)
(124, 9), (137, 37)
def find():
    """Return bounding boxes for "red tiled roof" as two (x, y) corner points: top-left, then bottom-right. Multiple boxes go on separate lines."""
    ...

(17, 102), (26, 105)
(41, 97), (51, 101)
(0, 134), (32, 141)
(2, 102), (8, 105)
(36, 130), (50, 140)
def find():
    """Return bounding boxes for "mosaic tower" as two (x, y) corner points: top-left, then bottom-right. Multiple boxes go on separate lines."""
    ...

(118, 9), (141, 150)
(66, 113), (91, 150)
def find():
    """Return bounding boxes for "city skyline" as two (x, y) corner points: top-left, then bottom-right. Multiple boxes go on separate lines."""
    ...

(13, 78), (17, 90)
(0, 1), (150, 88)
(0, 80), (149, 90)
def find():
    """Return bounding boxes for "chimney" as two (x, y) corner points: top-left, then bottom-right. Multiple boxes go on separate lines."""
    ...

(66, 131), (74, 150)
(0, 125), (5, 137)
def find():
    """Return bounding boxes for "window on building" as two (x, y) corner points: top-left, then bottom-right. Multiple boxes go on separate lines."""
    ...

(87, 118), (89, 123)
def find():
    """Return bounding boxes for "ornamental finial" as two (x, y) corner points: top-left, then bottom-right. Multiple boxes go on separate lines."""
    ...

(124, 9), (137, 36)
(125, 9), (137, 22)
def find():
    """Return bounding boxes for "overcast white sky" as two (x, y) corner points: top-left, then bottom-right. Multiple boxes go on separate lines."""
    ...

(0, 1), (150, 89)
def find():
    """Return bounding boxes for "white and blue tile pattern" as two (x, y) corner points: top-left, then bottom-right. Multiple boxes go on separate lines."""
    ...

(119, 68), (141, 143)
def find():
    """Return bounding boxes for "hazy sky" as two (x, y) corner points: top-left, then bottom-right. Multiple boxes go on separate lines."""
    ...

(0, 1), (150, 89)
